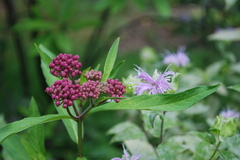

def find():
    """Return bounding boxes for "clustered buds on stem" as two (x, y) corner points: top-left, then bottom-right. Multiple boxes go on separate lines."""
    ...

(45, 53), (126, 109)
(106, 79), (126, 102)
(45, 78), (81, 108)
(49, 53), (82, 79)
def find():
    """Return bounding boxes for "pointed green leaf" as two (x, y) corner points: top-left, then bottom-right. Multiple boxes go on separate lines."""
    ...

(109, 60), (125, 79)
(41, 60), (78, 143)
(228, 84), (240, 93)
(0, 116), (31, 160)
(0, 114), (71, 144)
(219, 150), (238, 160)
(21, 97), (46, 159)
(35, 44), (52, 65)
(2, 135), (31, 160)
(102, 38), (120, 81)
(85, 84), (220, 117)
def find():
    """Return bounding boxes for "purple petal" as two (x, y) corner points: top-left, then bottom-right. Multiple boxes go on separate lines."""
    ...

(111, 158), (122, 160)
(131, 154), (141, 160)
(134, 65), (155, 83)
(134, 83), (153, 95)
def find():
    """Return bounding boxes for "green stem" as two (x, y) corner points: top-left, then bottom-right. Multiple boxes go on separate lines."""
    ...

(209, 141), (221, 160)
(159, 111), (166, 144)
(81, 99), (95, 119)
(78, 117), (83, 158)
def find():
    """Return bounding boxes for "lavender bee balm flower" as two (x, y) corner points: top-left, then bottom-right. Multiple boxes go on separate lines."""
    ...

(133, 65), (175, 95)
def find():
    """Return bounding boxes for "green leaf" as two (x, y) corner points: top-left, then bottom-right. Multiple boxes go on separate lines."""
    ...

(210, 116), (238, 141)
(149, 111), (159, 128)
(0, 114), (71, 144)
(208, 28), (240, 41)
(69, 19), (101, 30)
(21, 97), (46, 160)
(0, 115), (31, 160)
(193, 141), (214, 160)
(107, 121), (147, 143)
(228, 84), (240, 93)
(54, 33), (73, 52)
(85, 84), (221, 117)
(2, 135), (31, 160)
(102, 38), (120, 81)
(219, 150), (238, 160)
(225, 0), (237, 11)
(109, 60), (125, 79)
(221, 134), (240, 158)
(125, 139), (158, 160)
(13, 19), (54, 31)
(80, 67), (91, 84)
(190, 131), (216, 144)
(153, 0), (171, 18)
(35, 44), (52, 65)
(41, 59), (78, 143)
(39, 44), (56, 59)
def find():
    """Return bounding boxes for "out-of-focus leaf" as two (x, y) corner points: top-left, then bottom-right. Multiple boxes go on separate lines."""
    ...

(102, 38), (120, 81)
(208, 28), (240, 41)
(125, 139), (158, 160)
(86, 84), (221, 117)
(219, 150), (238, 160)
(220, 134), (240, 158)
(107, 121), (147, 143)
(0, 114), (71, 143)
(58, 0), (78, 23)
(228, 84), (240, 93)
(153, 0), (171, 18)
(190, 131), (216, 144)
(13, 19), (54, 31)
(69, 19), (101, 30)
(193, 141), (214, 160)
(133, 0), (147, 10)
(225, 0), (237, 11)
(54, 33), (73, 52)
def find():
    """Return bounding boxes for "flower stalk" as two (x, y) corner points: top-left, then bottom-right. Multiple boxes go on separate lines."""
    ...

(78, 117), (83, 158)
(159, 111), (166, 144)
(209, 141), (221, 160)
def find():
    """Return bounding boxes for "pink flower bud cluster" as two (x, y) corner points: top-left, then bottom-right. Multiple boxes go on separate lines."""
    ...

(84, 69), (102, 80)
(46, 53), (126, 107)
(80, 80), (100, 101)
(49, 53), (82, 79)
(106, 79), (126, 103)
(45, 78), (81, 108)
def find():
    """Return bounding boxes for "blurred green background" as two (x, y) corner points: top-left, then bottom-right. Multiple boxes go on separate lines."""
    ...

(1, 0), (240, 159)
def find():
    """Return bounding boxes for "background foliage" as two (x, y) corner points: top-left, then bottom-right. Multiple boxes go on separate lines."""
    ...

(1, 0), (240, 159)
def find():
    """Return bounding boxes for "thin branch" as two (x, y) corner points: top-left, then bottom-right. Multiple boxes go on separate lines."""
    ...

(66, 107), (78, 120)
(159, 111), (167, 144)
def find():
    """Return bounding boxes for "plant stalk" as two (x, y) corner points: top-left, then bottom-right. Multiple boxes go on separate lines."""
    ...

(77, 117), (83, 158)
(209, 141), (221, 160)
(159, 111), (166, 144)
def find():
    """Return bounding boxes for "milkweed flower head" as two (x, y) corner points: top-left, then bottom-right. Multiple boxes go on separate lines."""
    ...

(133, 65), (175, 95)
(46, 53), (126, 108)
(45, 78), (81, 108)
(111, 145), (141, 160)
(220, 108), (240, 119)
(163, 46), (190, 67)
